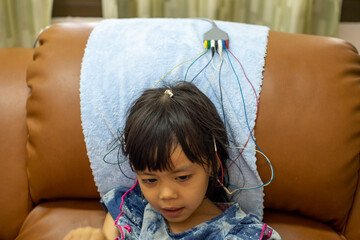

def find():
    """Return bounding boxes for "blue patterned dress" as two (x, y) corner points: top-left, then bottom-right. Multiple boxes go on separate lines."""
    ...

(101, 185), (281, 240)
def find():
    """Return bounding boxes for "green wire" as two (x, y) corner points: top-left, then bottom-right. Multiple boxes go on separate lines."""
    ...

(184, 48), (209, 82)
(103, 143), (123, 165)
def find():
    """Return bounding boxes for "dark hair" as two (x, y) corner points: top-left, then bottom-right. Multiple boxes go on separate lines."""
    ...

(121, 82), (229, 202)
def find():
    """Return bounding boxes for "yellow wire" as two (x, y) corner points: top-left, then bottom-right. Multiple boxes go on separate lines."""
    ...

(153, 48), (207, 88)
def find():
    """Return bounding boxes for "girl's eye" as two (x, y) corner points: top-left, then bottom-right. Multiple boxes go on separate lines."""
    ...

(142, 178), (157, 184)
(176, 175), (192, 181)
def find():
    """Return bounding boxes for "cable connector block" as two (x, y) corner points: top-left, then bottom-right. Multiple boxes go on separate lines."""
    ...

(202, 20), (229, 55)
(203, 25), (229, 42)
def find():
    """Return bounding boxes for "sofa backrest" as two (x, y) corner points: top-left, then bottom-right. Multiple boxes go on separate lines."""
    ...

(0, 48), (33, 240)
(26, 23), (99, 202)
(24, 22), (360, 236)
(255, 31), (360, 233)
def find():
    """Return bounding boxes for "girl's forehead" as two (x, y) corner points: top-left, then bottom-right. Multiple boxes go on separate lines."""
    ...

(138, 145), (206, 174)
(159, 145), (194, 171)
(168, 145), (208, 169)
(137, 163), (195, 176)
(170, 145), (188, 163)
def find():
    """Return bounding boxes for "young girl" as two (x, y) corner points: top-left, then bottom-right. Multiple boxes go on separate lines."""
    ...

(64, 82), (280, 240)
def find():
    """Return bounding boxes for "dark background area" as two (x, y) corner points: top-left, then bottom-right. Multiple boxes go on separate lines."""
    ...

(52, 0), (102, 17)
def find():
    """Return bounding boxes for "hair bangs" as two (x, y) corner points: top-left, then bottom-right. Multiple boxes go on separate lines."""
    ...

(168, 101), (210, 168)
(124, 103), (178, 172)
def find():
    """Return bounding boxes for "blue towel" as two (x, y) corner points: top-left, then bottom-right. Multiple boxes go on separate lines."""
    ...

(80, 18), (269, 218)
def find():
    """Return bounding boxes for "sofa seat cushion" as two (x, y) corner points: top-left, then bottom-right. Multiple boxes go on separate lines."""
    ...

(16, 200), (105, 240)
(263, 209), (345, 240)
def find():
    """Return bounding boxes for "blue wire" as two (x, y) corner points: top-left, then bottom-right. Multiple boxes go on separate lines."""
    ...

(224, 47), (274, 190)
(189, 53), (214, 83)
(184, 49), (209, 82)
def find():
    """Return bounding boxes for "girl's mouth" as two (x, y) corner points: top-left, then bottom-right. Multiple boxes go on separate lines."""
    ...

(161, 207), (184, 218)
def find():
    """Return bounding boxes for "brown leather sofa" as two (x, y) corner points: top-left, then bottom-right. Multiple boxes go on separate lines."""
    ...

(1, 22), (359, 240)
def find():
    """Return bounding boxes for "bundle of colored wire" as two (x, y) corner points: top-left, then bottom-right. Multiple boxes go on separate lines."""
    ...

(153, 48), (208, 88)
(217, 146), (273, 193)
(187, 51), (213, 83)
(222, 45), (274, 191)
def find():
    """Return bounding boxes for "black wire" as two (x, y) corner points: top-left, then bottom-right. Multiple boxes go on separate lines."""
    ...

(102, 135), (135, 180)
(218, 57), (226, 126)
(117, 145), (135, 180)
(228, 153), (246, 189)
(190, 54), (214, 83)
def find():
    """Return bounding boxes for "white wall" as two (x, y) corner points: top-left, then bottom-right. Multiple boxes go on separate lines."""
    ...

(339, 22), (360, 53)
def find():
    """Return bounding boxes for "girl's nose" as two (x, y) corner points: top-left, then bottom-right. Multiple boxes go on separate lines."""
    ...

(159, 184), (178, 200)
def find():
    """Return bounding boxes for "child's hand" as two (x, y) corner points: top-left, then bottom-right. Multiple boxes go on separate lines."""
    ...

(63, 227), (106, 240)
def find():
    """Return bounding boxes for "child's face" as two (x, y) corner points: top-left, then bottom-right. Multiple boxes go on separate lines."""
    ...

(136, 145), (215, 229)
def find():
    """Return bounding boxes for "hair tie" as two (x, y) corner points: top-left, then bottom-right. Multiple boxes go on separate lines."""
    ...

(164, 89), (174, 98)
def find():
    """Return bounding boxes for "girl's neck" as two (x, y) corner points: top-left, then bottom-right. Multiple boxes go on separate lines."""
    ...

(166, 198), (223, 234)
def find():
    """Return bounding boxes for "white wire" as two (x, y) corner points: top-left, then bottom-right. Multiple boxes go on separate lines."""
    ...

(205, 54), (223, 93)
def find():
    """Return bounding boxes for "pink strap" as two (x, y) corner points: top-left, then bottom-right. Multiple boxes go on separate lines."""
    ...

(259, 223), (273, 240)
(123, 225), (132, 232)
(114, 179), (138, 240)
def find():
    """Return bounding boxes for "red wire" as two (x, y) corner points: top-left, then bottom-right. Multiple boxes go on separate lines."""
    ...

(227, 48), (259, 105)
(224, 129), (253, 174)
(223, 45), (260, 175)
(215, 150), (224, 186)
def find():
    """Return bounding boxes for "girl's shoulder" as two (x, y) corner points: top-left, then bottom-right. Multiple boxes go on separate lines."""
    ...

(222, 203), (282, 240)
(160, 203), (281, 240)
(197, 202), (281, 240)
(101, 185), (147, 222)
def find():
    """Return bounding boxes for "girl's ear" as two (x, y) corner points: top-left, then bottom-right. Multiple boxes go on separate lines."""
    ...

(206, 158), (221, 179)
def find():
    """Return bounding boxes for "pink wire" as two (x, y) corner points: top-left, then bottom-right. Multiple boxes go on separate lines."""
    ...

(223, 46), (260, 175)
(227, 48), (259, 105)
(259, 223), (273, 240)
(114, 179), (138, 240)
(259, 223), (267, 239)
(215, 151), (224, 186)
(224, 130), (252, 174)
